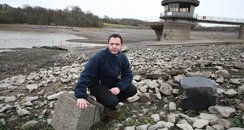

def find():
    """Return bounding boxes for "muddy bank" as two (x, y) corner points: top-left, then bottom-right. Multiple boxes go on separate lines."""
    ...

(0, 48), (78, 80)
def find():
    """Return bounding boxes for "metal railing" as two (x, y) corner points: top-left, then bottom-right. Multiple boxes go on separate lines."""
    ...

(160, 12), (244, 23)
(194, 14), (244, 23)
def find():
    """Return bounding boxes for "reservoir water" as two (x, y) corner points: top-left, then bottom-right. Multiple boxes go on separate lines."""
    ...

(0, 30), (105, 49)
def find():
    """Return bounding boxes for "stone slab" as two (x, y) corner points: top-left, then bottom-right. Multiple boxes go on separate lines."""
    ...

(51, 92), (104, 130)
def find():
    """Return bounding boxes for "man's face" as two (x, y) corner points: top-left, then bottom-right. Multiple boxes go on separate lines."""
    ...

(108, 37), (122, 54)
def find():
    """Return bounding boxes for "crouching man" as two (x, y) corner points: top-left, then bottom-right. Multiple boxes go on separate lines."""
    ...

(74, 34), (137, 112)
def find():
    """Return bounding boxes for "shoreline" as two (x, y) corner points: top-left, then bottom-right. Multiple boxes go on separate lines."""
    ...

(1, 23), (244, 80)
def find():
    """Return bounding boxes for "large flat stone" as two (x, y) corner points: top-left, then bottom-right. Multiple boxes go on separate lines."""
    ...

(51, 92), (104, 130)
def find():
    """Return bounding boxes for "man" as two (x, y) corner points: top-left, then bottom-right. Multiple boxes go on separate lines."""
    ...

(75, 34), (137, 110)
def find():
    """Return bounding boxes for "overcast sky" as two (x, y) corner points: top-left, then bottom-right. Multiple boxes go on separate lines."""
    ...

(1, 0), (244, 21)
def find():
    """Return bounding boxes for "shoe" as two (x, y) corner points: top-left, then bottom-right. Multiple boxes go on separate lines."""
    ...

(103, 107), (121, 119)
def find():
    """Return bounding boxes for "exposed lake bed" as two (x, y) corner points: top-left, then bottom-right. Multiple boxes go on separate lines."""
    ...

(0, 24), (244, 129)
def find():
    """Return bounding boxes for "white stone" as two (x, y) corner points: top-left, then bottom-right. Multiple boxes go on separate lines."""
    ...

(209, 106), (236, 118)
(193, 119), (209, 129)
(47, 91), (66, 100)
(169, 102), (176, 111)
(151, 114), (160, 122)
(176, 123), (193, 130)
(26, 84), (38, 92)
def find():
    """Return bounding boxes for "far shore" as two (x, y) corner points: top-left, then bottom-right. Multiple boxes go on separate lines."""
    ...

(1, 23), (244, 47)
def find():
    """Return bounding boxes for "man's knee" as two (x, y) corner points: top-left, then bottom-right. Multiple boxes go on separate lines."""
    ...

(127, 84), (137, 96)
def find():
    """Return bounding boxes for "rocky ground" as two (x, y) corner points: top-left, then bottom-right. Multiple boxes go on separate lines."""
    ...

(0, 26), (244, 130)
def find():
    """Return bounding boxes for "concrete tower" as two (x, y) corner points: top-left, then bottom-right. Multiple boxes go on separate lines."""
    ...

(160, 0), (199, 40)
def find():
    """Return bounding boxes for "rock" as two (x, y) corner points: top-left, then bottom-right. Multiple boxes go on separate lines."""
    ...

(215, 70), (229, 78)
(229, 78), (241, 85)
(172, 89), (179, 95)
(146, 73), (169, 80)
(23, 96), (39, 102)
(159, 83), (172, 96)
(238, 85), (244, 94)
(12, 75), (26, 85)
(169, 102), (176, 111)
(133, 75), (141, 81)
(148, 80), (160, 89)
(52, 92), (104, 130)
(47, 91), (66, 100)
(155, 92), (162, 100)
(233, 62), (244, 70)
(215, 66), (223, 70)
(26, 84), (38, 92)
(151, 114), (160, 122)
(135, 124), (148, 130)
(139, 85), (148, 93)
(0, 104), (14, 113)
(176, 123), (193, 130)
(17, 108), (30, 116)
(186, 71), (212, 77)
(22, 120), (38, 128)
(0, 83), (14, 90)
(166, 114), (176, 123)
(0, 118), (6, 125)
(124, 126), (135, 130)
(225, 89), (238, 97)
(193, 119), (209, 129)
(199, 113), (219, 124)
(22, 101), (33, 107)
(236, 103), (244, 112)
(216, 76), (224, 83)
(157, 121), (174, 129)
(227, 128), (244, 130)
(206, 125), (215, 130)
(216, 119), (232, 129)
(139, 93), (152, 103)
(4, 96), (17, 103)
(212, 125), (225, 130)
(209, 106), (236, 118)
(216, 88), (225, 94)
(121, 45), (128, 52)
(127, 94), (140, 103)
(173, 75), (185, 83)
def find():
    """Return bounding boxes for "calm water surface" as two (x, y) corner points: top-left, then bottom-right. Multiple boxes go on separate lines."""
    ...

(0, 30), (105, 49)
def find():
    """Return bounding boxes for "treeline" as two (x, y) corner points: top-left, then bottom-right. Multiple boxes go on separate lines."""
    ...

(0, 4), (102, 27)
(102, 15), (145, 26)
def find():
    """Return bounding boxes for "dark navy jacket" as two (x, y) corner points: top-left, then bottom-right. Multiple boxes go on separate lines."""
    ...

(74, 47), (132, 98)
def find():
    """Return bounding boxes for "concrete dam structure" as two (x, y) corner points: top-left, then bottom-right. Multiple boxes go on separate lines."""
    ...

(150, 0), (244, 41)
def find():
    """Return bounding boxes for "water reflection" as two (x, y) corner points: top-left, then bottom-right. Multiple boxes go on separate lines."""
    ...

(0, 30), (106, 49)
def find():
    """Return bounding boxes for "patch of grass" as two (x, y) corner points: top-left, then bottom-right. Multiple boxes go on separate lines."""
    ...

(118, 107), (133, 122)
(123, 118), (139, 127)
(184, 110), (198, 117)
(21, 125), (32, 130)
(142, 116), (154, 124)
(231, 115), (243, 127)
(103, 23), (135, 28)
(0, 123), (10, 130)
(44, 124), (54, 130)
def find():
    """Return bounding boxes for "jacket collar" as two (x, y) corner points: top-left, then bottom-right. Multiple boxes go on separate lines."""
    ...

(105, 47), (120, 56)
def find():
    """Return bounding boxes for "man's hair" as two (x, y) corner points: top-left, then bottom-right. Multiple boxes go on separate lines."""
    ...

(108, 34), (123, 44)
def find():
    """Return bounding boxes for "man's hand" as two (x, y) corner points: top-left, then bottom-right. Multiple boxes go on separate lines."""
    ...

(109, 87), (120, 95)
(76, 98), (90, 109)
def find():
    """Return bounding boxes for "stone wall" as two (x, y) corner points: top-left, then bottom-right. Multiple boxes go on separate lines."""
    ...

(162, 21), (192, 40)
